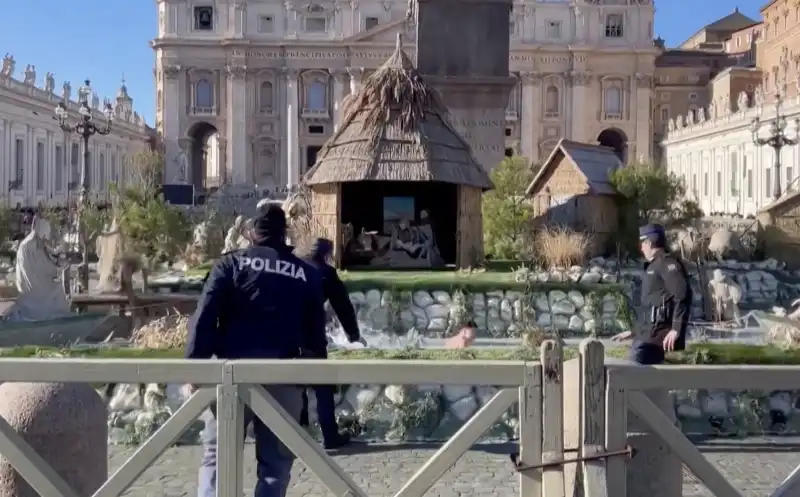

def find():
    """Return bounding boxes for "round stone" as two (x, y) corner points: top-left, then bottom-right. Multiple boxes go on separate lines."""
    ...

(0, 382), (107, 496)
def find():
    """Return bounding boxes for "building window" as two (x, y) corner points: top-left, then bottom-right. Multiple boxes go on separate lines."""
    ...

(14, 138), (23, 186)
(788, 166), (794, 189)
(544, 85), (559, 117)
(365, 16), (379, 30)
(308, 125), (324, 134)
(259, 81), (274, 112)
(766, 167), (772, 197)
(716, 170), (722, 197)
(692, 173), (697, 195)
(98, 153), (106, 190)
(747, 169), (753, 198)
(730, 152), (738, 192)
(258, 16), (274, 33)
(194, 79), (214, 110)
(546, 21), (561, 39)
(36, 142), (45, 191)
(689, 93), (697, 100)
(71, 143), (80, 186)
(603, 86), (622, 117)
(194, 6), (214, 30)
(305, 17), (327, 32)
(703, 171), (709, 196)
(306, 80), (327, 111)
(111, 154), (117, 182)
(55, 145), (64, 192)
(604, 14), (624, 38)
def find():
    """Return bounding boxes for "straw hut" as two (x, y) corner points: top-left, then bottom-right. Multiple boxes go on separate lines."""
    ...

(303, 33), (492, 269)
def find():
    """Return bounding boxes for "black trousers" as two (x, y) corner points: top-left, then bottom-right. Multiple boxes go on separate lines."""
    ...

(629, 340), (665, 365)
(300, 385), (338, 441)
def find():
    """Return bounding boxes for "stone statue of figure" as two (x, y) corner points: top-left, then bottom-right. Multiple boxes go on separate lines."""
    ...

(697, 107), (706, 122)
(23, 65), (35, 85)
(1, 54), (15, 77)
(708, 269), (742, 324)
(174, 149), (189, 183)
(96, 219), (122, 293)
(737, 91), (748, 111)
(62, 81), (71, 101)
(223, 215), (251, 253)
(3, 217), (70, 321)
(44, 72), (55, 92)
(92, 92), (100, 108)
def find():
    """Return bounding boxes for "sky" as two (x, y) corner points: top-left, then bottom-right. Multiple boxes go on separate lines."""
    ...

(0, 1), (766, 126)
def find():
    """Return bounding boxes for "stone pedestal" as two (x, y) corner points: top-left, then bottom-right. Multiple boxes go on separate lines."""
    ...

(0, 382), (108, 496)
(563, 357), (681, 497)
(414, 0), (515, 171)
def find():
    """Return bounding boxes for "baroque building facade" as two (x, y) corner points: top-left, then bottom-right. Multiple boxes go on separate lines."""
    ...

(0, 56), (151, 208)
(152, 0), (657, 191)
(662, 2), (800, 216)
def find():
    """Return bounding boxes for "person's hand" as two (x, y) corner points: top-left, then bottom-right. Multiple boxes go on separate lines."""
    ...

(662, 330), (679, 352)
(611, 331), (633, 341)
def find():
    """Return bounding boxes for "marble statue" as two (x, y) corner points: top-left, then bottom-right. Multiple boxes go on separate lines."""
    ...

(44, 72), (55, 92)
(755, 86), (765, 107)
(668, 119), (676, 131)
(707, 229), (745, 261)
(91, 93), (99, 109)
(697, 107), (706, 122)
(23, 65), (35, 85)
(3, 217), (70, 321)
(670, 227), (704, 261)
(708, 102), (717, 120)
(223, 216), (251, 253)
(676, 115), (684, 127)
(708, 269), (742, 323)
(737, 91), (748, 111)
(686, 111), (694, 125)
(173, 149), (189, 183)
(62, 81), (71, 101)
(1, 54), (14, 77)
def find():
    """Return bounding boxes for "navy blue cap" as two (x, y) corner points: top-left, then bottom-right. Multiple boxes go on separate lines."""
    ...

(252, 204), (287, 241)
(639, 223), (665, 241)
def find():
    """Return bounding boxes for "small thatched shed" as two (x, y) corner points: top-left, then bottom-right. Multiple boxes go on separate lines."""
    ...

(303, 34), (492, 269)
(756, 190), (800, 268)
(525, 139), (622, 254)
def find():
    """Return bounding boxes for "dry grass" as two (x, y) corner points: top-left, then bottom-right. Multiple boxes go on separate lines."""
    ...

(131, 314), (189, 349)
(534, 226), (592, 269)
(767, 323), (800, 349)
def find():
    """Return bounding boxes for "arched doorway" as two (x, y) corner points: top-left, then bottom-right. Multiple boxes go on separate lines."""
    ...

(597, 128), (628, 163)
(187, 122), (219, 191)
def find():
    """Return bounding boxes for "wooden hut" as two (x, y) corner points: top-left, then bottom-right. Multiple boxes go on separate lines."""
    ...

(525, 139), (622, 254)
(303, 34), (492, 269)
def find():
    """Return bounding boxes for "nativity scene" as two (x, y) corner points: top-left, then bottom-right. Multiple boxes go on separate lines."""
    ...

(303, 34), (491, 269)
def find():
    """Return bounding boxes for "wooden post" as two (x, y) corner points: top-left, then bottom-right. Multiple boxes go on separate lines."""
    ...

(540, 340), (565, 497)
(580, 338), (608, 497)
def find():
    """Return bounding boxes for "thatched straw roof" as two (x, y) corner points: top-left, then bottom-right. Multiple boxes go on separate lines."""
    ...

(304, 34), (492, 190)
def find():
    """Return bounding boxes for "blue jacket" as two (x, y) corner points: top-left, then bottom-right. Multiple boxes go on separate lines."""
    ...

(185, 240), (327, 360)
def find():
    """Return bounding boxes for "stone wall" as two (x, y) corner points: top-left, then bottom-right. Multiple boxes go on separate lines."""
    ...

(105, 382), (800, 445)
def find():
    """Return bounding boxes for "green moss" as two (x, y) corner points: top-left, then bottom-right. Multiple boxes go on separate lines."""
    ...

(7, 343), (800, 365)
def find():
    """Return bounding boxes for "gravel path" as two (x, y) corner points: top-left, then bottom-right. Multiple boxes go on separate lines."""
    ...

(106, 437), (800, 496)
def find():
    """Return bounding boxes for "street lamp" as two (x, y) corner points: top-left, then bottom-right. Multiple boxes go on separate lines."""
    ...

(751, 90), (800, 200)
(54, 79), (114, 292)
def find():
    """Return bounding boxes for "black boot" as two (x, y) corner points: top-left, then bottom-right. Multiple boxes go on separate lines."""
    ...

(323, 432), (351, 450)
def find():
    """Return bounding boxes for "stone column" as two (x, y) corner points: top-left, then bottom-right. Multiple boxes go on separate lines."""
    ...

(226, 64), (248, 184)
(415, 0), (516, 172)
(347, 67), (364, 94)
(232, 2), (245, 37)
(571, 72), (591, 143)
(161, 64), (182, 184)
(285, 68), (301, 186)
(216, 137), (228, 184)
(519, 72), (539, 163)
(634, 73), (653, 162)
(332, 69), (349, 131)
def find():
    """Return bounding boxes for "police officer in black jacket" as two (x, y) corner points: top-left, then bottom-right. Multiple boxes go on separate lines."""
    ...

(187, 204), (326, 497)
(301, 238), (365, 449)
(613, 224), (692, 365)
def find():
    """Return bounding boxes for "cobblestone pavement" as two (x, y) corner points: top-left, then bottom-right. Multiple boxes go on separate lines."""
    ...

(109, 437), (800, 496)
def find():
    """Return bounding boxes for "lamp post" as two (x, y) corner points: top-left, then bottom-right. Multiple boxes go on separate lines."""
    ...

(54, 79), (113, 292)
(751, 89), (800, 200)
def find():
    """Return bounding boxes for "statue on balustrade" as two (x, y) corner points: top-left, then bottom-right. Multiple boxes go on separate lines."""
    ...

(44, 72), (55, 92)
(3, 217), (71, 321)
(1, 54), (15, 77)
(708, 269), (742, 324)
(23, 65), (35, 85)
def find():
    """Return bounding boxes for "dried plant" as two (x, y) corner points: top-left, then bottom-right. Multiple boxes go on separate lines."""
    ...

(534, 226), (592, 269)
(131, 314), (189, 349)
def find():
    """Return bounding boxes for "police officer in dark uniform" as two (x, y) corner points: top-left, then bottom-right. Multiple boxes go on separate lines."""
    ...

(300, 238), (365, 449)
(612, 224), (692, 365)
(186, 204), (326, 497)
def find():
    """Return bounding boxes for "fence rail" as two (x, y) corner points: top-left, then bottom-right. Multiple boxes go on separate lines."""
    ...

(0, 358), (554, 497)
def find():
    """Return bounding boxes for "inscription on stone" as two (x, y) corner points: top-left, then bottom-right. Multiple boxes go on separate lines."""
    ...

(448, 109), (506, 170)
